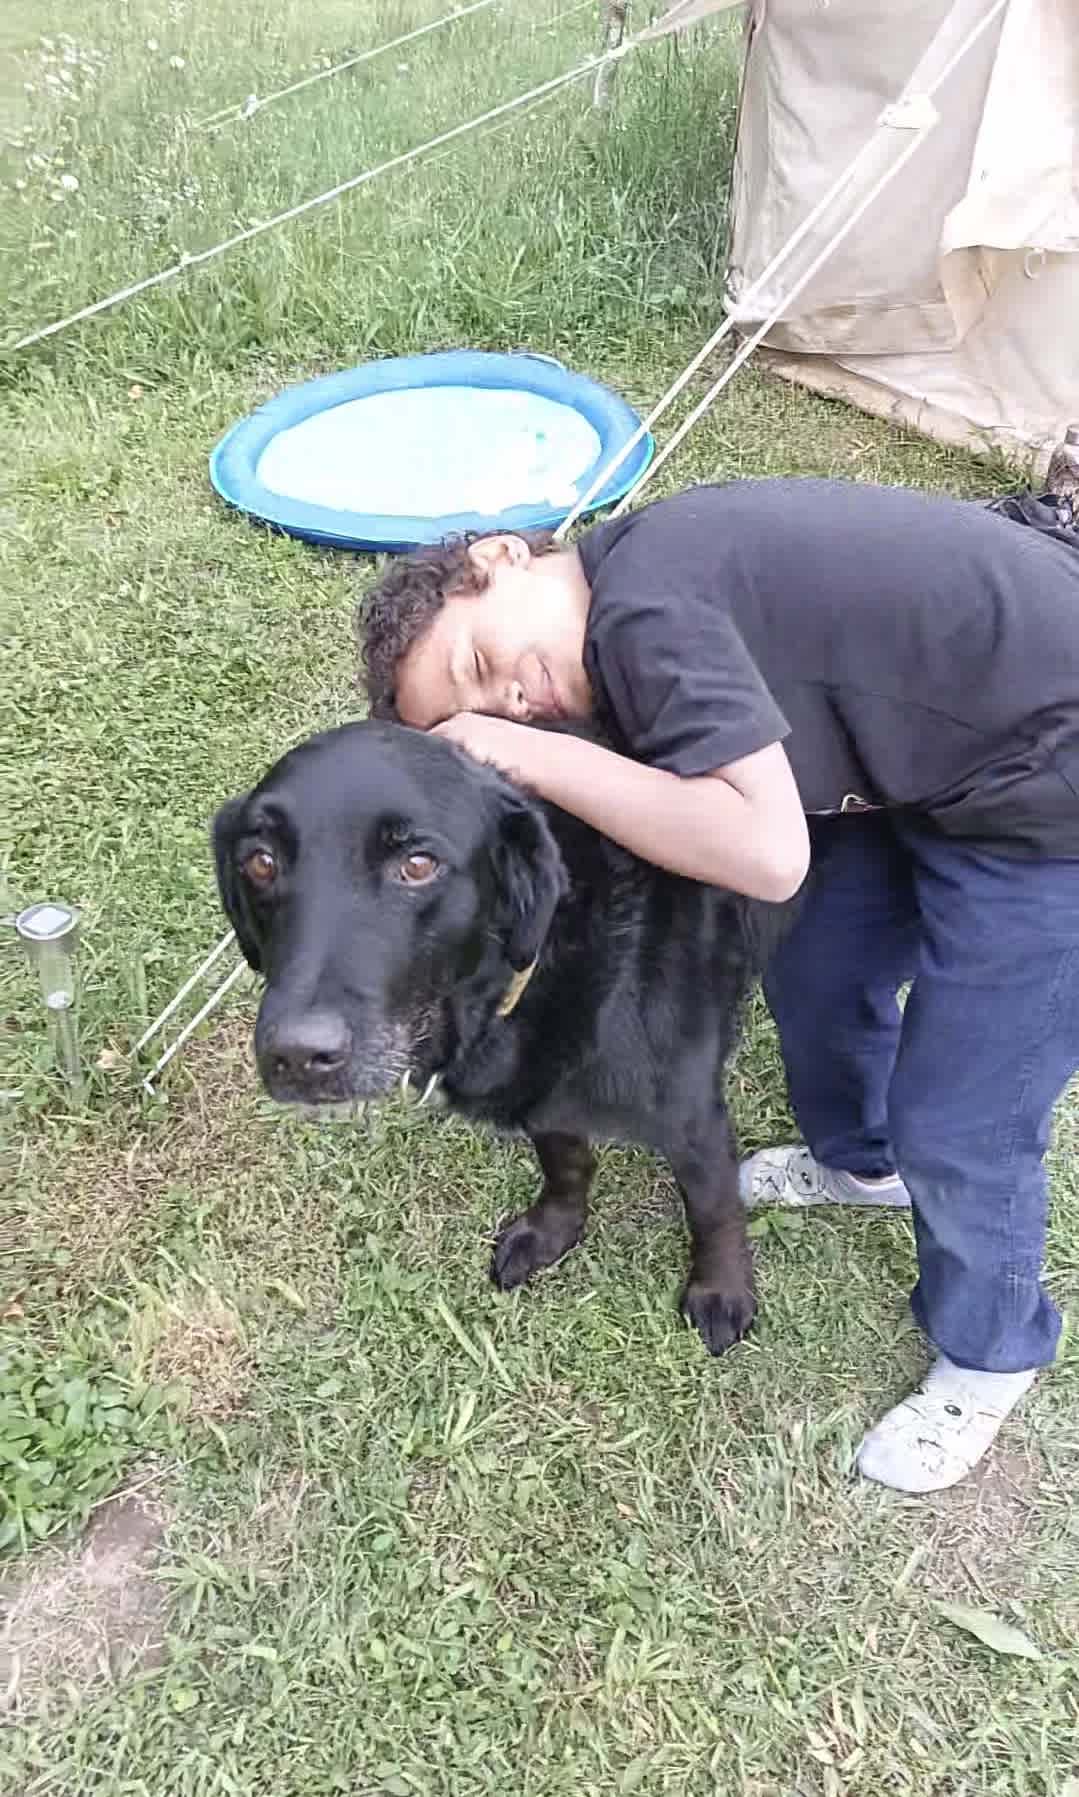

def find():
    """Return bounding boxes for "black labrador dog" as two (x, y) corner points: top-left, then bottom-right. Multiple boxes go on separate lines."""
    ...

(213, 719), (789, 1355)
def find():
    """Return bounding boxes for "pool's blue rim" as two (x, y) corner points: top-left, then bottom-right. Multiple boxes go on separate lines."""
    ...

(209, 349), (655, 552)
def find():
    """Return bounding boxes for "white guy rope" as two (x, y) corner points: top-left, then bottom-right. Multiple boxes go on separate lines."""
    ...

(611, 131), (932, 510)
(142, 959), (248, 1095)
(550, 138), (883, 536)
(195, 0), (592, 134)
(194, 0), (502, 133)
(14, 39), (639, 354)
(554, 0), (1010, 537)
(133, 928), (236, 1054)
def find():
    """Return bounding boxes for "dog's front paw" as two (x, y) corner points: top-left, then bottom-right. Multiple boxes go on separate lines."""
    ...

(679, 1279), (757, 1356)
(491, 1204), (583, 1292)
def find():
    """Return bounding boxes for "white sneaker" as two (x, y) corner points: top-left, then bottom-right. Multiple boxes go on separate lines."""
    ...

(856, 1356), (1038, 1494)
(739, 1143), (910, 1210)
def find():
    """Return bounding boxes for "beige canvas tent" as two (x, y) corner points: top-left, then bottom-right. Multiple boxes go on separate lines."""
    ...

(642, 0), (1079, 477)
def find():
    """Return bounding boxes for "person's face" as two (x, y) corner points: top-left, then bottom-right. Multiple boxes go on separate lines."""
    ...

(394, 536), (594, 729)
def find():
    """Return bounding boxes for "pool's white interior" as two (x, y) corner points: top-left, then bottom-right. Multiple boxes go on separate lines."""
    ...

(256, 384), (601, 518)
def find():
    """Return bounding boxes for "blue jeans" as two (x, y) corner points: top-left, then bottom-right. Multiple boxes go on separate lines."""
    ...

(763, 815), (1079, 1372)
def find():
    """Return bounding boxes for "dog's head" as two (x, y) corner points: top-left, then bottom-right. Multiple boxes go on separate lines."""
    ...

(212, 721), (567, 1106)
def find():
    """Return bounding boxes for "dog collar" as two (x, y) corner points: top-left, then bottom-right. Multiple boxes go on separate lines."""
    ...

(496, 958), (537, 1018)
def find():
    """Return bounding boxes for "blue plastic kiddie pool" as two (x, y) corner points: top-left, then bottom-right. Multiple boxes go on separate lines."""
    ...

(210, 349), (654, 552)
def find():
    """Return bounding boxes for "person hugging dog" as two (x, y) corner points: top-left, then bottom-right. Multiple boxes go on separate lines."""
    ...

(359, 475), (1079, 1495)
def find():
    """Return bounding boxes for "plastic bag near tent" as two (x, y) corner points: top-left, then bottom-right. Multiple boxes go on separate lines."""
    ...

(645, 0), (1079, 477)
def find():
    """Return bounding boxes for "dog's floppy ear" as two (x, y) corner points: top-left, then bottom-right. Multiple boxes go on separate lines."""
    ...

(491, 792), (568, 971)
(211, 797), (264, 972)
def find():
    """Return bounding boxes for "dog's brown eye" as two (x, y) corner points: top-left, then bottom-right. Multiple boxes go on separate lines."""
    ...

(242, 849), (277, 889)
(398, 851), (440, 886)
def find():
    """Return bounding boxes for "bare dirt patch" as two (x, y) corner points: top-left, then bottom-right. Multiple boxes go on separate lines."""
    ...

(920, 1434), (1073, 1607)
(1, 1486), (170, 1720)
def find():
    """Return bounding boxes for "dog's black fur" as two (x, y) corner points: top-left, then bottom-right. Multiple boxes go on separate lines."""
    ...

(213, 719), (790, 1355)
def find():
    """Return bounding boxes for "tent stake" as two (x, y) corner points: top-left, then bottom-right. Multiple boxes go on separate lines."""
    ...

(593, 0), (628, 106)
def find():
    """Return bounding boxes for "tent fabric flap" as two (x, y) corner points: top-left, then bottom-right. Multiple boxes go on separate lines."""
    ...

(648, 0), (1079, 473)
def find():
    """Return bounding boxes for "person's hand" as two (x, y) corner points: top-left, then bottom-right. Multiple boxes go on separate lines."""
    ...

(431, 712), (537, 783)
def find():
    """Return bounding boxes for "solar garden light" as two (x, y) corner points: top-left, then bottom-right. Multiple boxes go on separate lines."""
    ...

(15, 901), (86, 1105)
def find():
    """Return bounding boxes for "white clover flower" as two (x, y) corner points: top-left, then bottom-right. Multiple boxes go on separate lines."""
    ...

(147, 36), (160, 50)
(58, 172), (79, 191)
(169, 54), (185, 69)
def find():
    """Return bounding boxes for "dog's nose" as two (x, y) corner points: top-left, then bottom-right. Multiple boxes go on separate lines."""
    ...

(269, 1011), (351, 1086)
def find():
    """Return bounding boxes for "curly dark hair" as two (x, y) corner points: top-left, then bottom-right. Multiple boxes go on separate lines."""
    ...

(358, 530), (555, 719)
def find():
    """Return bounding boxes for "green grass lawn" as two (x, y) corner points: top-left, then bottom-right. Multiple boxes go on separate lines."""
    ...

(2, 1), (1078, 1791)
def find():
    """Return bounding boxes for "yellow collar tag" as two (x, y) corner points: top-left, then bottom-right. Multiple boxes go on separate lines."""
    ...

(496, 959), (538, 1018)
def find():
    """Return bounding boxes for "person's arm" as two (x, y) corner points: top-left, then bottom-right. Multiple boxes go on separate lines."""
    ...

(432, 713), (809, 901)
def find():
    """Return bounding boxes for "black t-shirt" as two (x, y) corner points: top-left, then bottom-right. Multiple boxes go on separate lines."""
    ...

(577, 478), (1079, 857)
